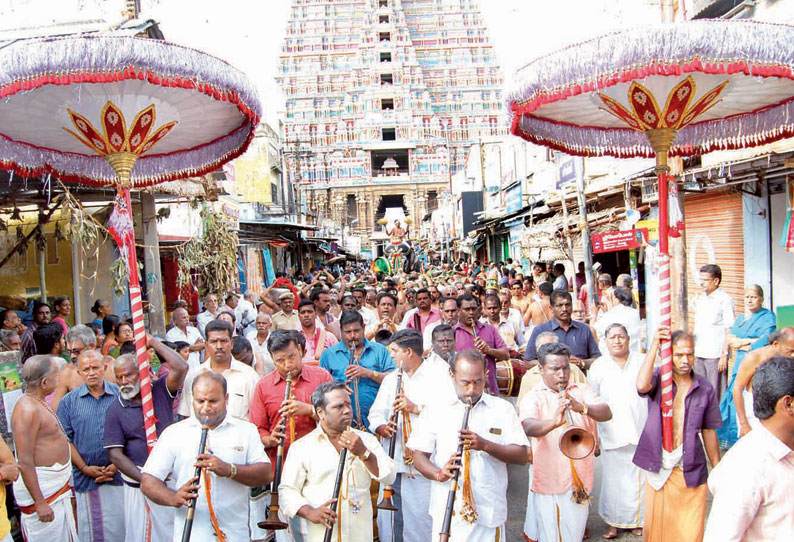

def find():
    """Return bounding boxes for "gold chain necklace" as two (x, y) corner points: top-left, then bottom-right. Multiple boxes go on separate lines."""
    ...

(26, 393), (67, 436)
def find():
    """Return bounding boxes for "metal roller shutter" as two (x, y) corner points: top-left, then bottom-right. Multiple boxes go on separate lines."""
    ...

(684, 189), (745, 326)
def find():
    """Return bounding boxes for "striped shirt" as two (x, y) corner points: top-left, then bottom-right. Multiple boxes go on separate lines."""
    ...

(57, 381), (122, 492)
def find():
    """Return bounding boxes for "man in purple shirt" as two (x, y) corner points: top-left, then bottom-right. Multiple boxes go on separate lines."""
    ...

(453, 293), (509, 395)
(103, 335), (189, 542)
(634, 327), (721, 542)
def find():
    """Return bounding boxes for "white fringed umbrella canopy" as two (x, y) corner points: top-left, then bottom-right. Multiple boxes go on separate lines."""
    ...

(508, 19), (794, 453)
(508, 20), (794, 159)
(0, 35), (261, 452)
(0, 35), (260, 187)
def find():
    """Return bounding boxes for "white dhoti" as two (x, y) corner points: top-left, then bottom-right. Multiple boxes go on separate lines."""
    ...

(249, 486), (276, 542)
(432, 517), (503, 542)
(12, 461), (78, 542)
(598, 445), (644, 529)
(122, 483), (174, 542)
(533, 491), (588, 542)
(75, 484), (125, 542)
(377, 473), (432, 542)
(523, 465), (538, 542)
(739, 388), (761, 431)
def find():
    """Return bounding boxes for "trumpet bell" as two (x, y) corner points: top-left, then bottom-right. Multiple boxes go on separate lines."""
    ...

(559, 426), (595, 460)
(258, 517), (288, 530)
(377, 485), (398, 511)
(377, 496), (397, 511)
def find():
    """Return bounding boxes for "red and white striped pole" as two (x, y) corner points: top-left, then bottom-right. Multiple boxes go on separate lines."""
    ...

(657, 172), (674, 453)
(647, 128), (677, 453)
(106, 151), (159, 453)
(120, 188), (158, 453)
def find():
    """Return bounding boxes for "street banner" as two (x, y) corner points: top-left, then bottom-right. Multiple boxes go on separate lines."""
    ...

(592, 228), (649, 254)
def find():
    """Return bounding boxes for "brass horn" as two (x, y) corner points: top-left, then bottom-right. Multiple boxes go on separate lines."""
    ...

(557, 384), (595, 460)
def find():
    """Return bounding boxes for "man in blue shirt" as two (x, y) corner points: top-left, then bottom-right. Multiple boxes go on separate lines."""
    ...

(57, 349), (124, 541)
(320, 310), (395, 430)
(525, 290), (601, 371)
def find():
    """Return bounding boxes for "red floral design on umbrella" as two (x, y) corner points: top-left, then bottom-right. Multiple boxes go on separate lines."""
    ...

(509, 19), (794, 451)
(0, 36), (261, 451)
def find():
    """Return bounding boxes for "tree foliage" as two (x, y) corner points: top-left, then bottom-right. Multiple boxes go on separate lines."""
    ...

(176, 205), (238, 297)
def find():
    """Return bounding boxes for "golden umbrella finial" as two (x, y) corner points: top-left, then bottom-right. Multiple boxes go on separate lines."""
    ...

(64, 101), (178, 187)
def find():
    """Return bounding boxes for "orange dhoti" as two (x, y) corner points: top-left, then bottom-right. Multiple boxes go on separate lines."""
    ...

(643, 467), (707, 542)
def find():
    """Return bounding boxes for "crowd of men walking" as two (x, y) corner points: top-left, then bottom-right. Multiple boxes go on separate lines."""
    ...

(0, 258), (791, 542)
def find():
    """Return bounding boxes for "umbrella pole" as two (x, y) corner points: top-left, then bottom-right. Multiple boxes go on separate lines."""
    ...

(646, 128), (677, 454)
(106, 152), (159, 453)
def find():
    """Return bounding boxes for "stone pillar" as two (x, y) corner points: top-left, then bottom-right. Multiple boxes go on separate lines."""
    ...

(332, 192), (346, 226)
(140, 192), (166, 336)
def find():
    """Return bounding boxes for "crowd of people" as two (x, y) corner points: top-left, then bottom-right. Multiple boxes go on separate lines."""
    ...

(0, 257), (791, 542)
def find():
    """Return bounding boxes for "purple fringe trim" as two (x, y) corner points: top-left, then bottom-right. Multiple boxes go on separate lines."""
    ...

(508, 20), (794, 157)
(0, 36), (260, 186)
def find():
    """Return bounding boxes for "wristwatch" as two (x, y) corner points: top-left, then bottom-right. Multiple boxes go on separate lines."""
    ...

(581, 404), (589, 418)
(359, 448), (372, 461)
(229, 463), (238, 479)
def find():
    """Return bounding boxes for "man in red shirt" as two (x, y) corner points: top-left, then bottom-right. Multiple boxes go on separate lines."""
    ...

(249, 329), (334, 467)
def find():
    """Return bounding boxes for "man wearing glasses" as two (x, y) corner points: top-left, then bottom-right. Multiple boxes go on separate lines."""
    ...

(51, 325), (115, 411)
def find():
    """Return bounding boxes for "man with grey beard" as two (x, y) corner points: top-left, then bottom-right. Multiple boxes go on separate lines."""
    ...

(103, 335), (188, 542)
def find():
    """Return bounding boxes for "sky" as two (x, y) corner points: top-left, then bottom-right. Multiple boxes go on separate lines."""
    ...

(0, 0), (663, 124)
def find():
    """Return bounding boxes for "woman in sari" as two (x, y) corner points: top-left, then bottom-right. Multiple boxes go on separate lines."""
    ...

(717, 284), (776, 448)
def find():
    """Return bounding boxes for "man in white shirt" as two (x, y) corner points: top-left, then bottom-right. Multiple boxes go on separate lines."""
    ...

(165, 308), (204, 370)
(693, 264), (735, 399)
(279, 381), (396, 542)
(552, 263), (569, 291)
(196, 294), (220, 337)
(499, 290), (527, 337)
(369, 329), (456, 542)
(588, 323), (648, 539)
(351, 288), (377, 328)
(237, 291), (258, 337)
(246, 313), (274, 369)
(141, 371), (272, 542)
(426, 324), (455, 368)
(179, 320), (260, 422)
(594, 287), (643, 354)
(408, 349), (529, 541)
(704, 356), (794, 542)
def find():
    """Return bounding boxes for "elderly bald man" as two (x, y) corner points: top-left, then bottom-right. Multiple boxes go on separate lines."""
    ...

(165, 308), (204, 370)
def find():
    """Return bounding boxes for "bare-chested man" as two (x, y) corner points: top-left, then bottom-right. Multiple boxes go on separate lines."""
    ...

(733, 327), (794, 437)
(13, 355), (78, 540)
(386, 219), (407, 245)
(526, 281), (553, 327)
(52, 325), (115, 411)
(510, 279), (532, 319)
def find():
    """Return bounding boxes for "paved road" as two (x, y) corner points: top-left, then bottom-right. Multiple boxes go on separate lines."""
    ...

(505, 459), (643, 541)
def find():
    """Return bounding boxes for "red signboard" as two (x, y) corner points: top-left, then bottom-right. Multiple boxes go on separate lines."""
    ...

(592, 228), (649, 254)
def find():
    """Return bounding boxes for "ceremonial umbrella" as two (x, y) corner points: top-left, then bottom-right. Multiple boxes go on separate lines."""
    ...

(0, 35), (261, 450)
(508, 19), (794, 451)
